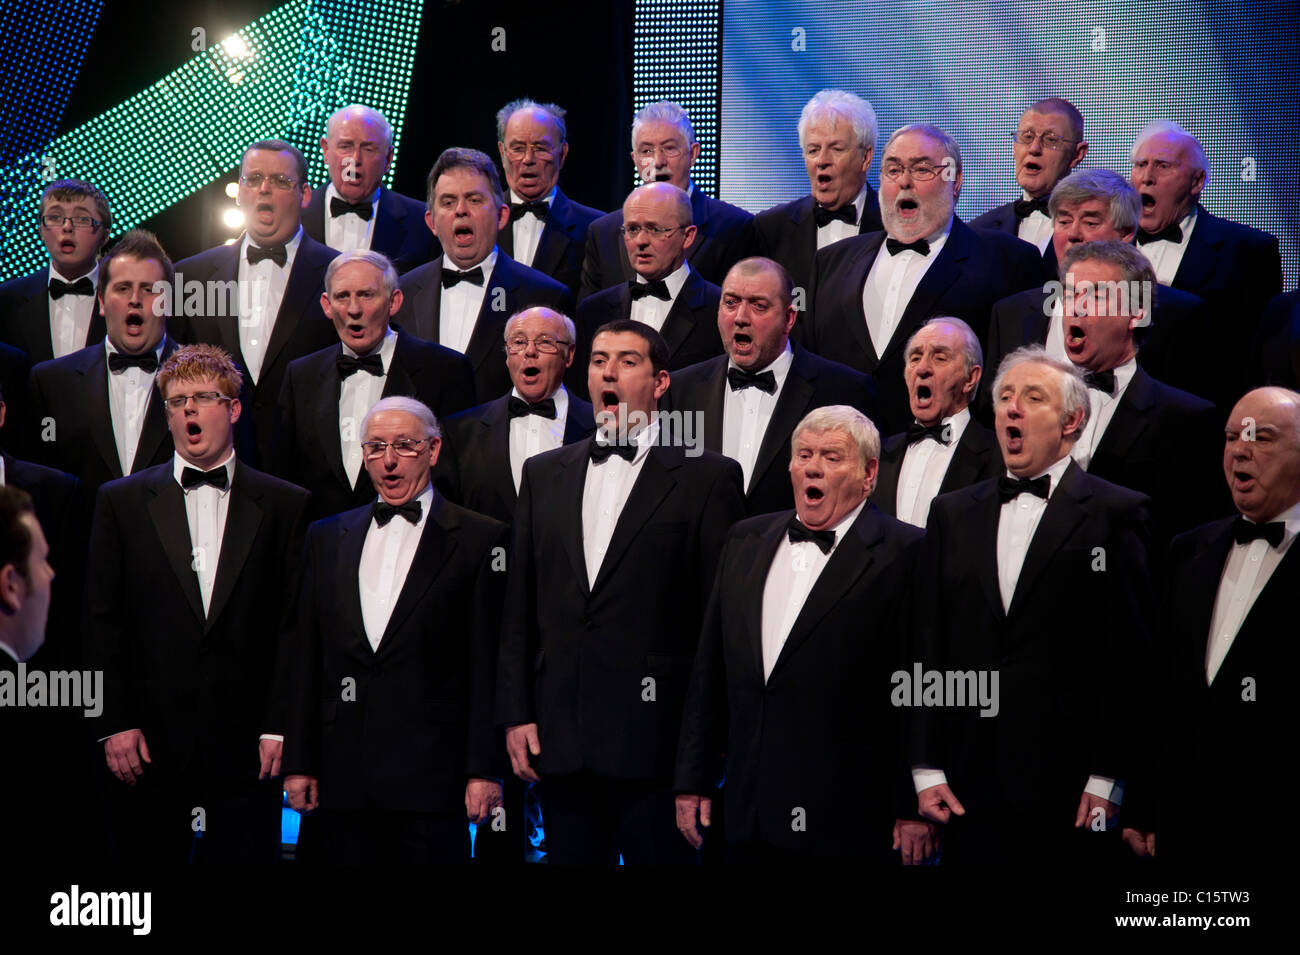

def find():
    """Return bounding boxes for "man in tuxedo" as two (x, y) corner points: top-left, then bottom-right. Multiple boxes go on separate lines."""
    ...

(274, 250), (474, 521)
(580, 101), (752, 300)
(0, 179), (109, 364)
(1122, 387), (1300, 867)
(971, 98), (1088, 274)
(396, 148), (572, 404)
(910, 347), (1153, 864)
(675, 406), (934, 863)
(303, 105), (437, 274)
(498, 319), (745, 864)
(751, 89), (883, 295)
(0, 489), (51, 664)
(27, 229), (178, 495)
(572, 183), (723, 398)
(666, 257), (875, 516)
(435, 305), (594, 524)
(805, 123), (1043, 435)
(874, 317), (1001, 526)
(496, 98), (603, 299)
(1250, 290), (1300, 390)
(172, 139), (340, 469)
(283, 396), (508, 864)
(85, 344), (310, 864)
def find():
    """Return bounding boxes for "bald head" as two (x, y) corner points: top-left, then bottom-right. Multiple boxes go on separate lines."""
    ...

(621, 182), (697, 281)
(322, 105), (394, 202)
(1224, 387), (1300, 523)
(504, 306), (576, 403)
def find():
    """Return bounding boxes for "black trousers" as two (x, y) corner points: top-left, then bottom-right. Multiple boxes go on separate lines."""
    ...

(538, 772), (697, 865)
(297, 806), (470, 864)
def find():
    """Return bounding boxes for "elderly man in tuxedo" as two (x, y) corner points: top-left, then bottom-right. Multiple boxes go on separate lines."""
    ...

(874, 317), (1001, 526)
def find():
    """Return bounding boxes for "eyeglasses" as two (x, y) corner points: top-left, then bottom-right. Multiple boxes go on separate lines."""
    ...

(881, 163), (945, 182)
(1012, 130), (1077, 151)
(635, 144), (684, 159)
(163, 391), (232, 410)
(505, 335), (571, 354)
(239, 173), (300, 191)
(40, 213), (102, 231)
(619, 224), (680, 239)
(361, 438), (429, 459)
(505, 143), (556, 160)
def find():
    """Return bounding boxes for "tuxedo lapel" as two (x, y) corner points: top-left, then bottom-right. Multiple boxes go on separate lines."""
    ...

(939, 422), (997, 494)
(1215, 533), (1300, 682)
(205, 245), (245, 361)
(530, 193), (573, 275)
(742, 517), (787, 682)
(480, 397), (518, 512)
(146, 469), (205, 624)
(557, 443), (592, 597)
(1025, 292), (1052, 345)
(313, 345), (351, 490)
(843, 237), (885, 366)
(873, 435), (907, 514)
(562, 397), (595, 444)
(409, 261), (443, 343)
(335, 507), (372, 658)
(379, 495), (456, 649)
(263, 240), (328, 374)
(1181, 519), (1235, 682)
(1007, 462), (1089, 618)
(465, 256), (516, 374)
(750, 357), (814, 494)
(883, 225), (969, 365)
(1091, 368), (1156, 465)
(204, 467), (263, 632)
(659, 273), (705, 361)
(130, 338), (179, 473)
(971, 480), (1006, 620)
(81, 349), (124, 479)
(370, 189), (406, 260)
(591, 445), (678, 593)
(697, 360), (727, 453)
(790, 197), (817, 283)
(686, 189), (711, 266)
(1171, 204), (1222, 292)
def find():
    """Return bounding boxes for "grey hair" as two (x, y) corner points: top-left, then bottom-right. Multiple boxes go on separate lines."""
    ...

(791, 405), (881, 480)
(326, 105), (393, 154)
(1048, 168), (1140, 236)
(907, 316), (983, 378)
(496, 98), (568, 144)
(631, 100), (696, 149)
(798, 89), (879, 156)
(325, 249), (399, 297)
(362, 396), (441, 441)
(1061, 239), (1158, 290)
(886, 123), (962, 176)
(504, 306), (576, 344)
(1131, 120), (1209, 188)
(624, 182), (694, 226)
(992, 346), (1090, 437)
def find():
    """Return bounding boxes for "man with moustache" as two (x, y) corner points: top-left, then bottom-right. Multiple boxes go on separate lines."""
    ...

(873, 317), (1001, 527)
(496, 99), (603, 299)
(572, 183), (723, 398)
(666, 257), (875, 516)
(86, 344), (310, 864)
(580, 101), (752, 300)
(303, 105), (437, 274)
(675, 406), (935, 864)
(910, 347), (1153, 864)
(751, 90), (884, 295)
(284, 397), (509, 864)
(274, 250), (474, 521)
(396, 148), (571, 404)
(27, 230), (179, 495)
(434, 306), (594, 525)
(805, 124), (1042, 436)
(498, 319), (745, 864)
(172, 139), (340, 469)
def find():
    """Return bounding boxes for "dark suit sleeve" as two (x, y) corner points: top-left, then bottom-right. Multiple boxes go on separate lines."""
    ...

(466, 521), (511, 780)
(264, 488), (311, 736)
(496, 461), (540, 726)
(283, 524), (323, 778)
(83, 485), (133, 739)
(673, 534), (732, 794)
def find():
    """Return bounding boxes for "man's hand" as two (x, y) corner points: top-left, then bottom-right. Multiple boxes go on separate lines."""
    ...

(104, 729), (151, 784)
(257, 738), (282, 780)
(505, 723), (542, 783)
(1122, 827), (1156, 858)
(284, 775), (319, 812)
(465, 778), (503, 825)
(675, 794), (712, 849)
(1074, 792), (1119, 830)
(892, 818), (940, 865)
(917, 783), (966, 824)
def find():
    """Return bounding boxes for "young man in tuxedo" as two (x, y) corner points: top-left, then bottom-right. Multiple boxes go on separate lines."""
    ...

(274, 249), (474, 521)
(283, 397), (509, 864)
(395, 148), (572, 403)
(498, 319), (745, 864)
(495, 98), (603, 299)
(874, 317), (1001, 526)
(85, 344), (310, 864)
(0, 179), (110, 364)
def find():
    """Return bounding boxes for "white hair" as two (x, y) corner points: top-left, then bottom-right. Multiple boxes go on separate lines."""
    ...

(326, 104), (393, 153)
(791, 405), (881, 476)
(798, 89), (879, 156)
(907, 316), (983, 378)
(504, 307), (576, 344)
(631, 100), (695, 149)
(991, 346), (1090, 437)
(362, 396), (440, 441)
(1131, 120), (1209, 187)
(325, 249), (399, 297)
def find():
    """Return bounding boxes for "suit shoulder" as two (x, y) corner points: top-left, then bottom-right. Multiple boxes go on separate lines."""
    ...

(879, 508), (926, 546)
(399, 259), (440, 289)
(670, 354), (726, 390)
(237, 464), (311, 502)
(175, 244), (233, 273)
(1076, 469), (1152, 512)
(442, 397), (498, 429)
(509, 257), (570, 296)
(1145, 374), (1216, 415)
(4, 455), (79, 492)
(286, 342), (336, 376)
(729, 509), (791, 542)
(705, 195), (755, 226)
(993, 286), (1046, 315)
(30, 343), (99, 379)
(814, 231), (878, 270)
(577, 283), (622, 314)
(0, 268), (45, 299)
(969, 202), (1014, 230)
(754, 196), (807, 225)
(1170, 516), (1234, 554)
(442, 496), (508, 537)
(1199, 208), (1278, 248)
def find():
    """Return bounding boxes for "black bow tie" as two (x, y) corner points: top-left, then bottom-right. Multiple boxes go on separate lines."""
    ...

(337, 353), (384, 378)
(373, 498), (422, 527)
(629, 279), (671, 301)
(441, 266), (484, 289)
(727, 367), (777, 394)
(1232, 517), (1285, 548)
(246, 243), (287, 267)
(108, 352), (158, 374)
(510, 200), (549, 222)
(330, 196), (374, 221)
(997, 474), (1051, 503)
(508, 396), (557, 419)
(48, 276), (94, 299)
(1083, 369), (1116, 395)
(589, 440), (636, 463)
(907, 421), (951, 446)
(181, 465), (228, 490)
(886, 237), (930, 256)
(813, 203), (857, 228)
(1013, 195), (1050, 219)
(1136, 223), (1183, 245)
(786, 516), (836, 554)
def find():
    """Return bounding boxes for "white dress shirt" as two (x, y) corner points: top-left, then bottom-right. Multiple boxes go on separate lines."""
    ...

(1071, 357), (1137, 471)
(1205, 500), (1300, 684)
(1138, 208), (1197, 286)
(630, 261), (690, 334)
(1044, 296), (1068, 364)
(1016, 191), (1054, 253)
(173, 450), (236, 616)
(237, 227), (303, 383)
(0, 455), (6, 486)
(863, 219), (951, 355)
(440, 248), (497, 355)
(358, 484), (433, 650)
(48, 263), (99, 359)
(339, 329), (396, 488)
(581, 421), (658, 588)
(509, 186), (555, 268)
(721, 343), (793, 490)
(106, 338), (164, 475)
(895, 407), (972, 527)
(815, 187), (869, 250)
(323, 182), (379, 254)
(761, 498), (866, 680)
(509, 384), (568, 492)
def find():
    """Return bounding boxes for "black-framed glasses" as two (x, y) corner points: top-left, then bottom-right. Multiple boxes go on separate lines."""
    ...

(505, 335), (570, 354)
(361, 438), (429, 459)
(163, 392), (232, 411)
(619, 224), (680, 239)
(239, 173), (300, 191)
(40, 213), (102, 230)
(1012, 130), (1076, 151)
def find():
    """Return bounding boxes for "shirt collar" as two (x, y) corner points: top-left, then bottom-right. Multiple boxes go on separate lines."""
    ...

(510, 186), (556, 206)
(173, 448), (237, 493)
(1008, 453), (1073, 498)
(729, 341), (794, 386)
(1241, 498), (1300, 544)
(241, 226), (303, 261)
(0, 639), (19, 663)
(342, 326), (397, 371)
(326, 181), (380, 211)
(510, 382), (569, 421)
(373, 483), (434, 530)
(446, 247), (498, 276)
(105, 336), (166, 363)
(49, 261), (99, 285)
(596, 416), (660, 464)
(637, 260), (690, 299)
(816, 496), (869, 554)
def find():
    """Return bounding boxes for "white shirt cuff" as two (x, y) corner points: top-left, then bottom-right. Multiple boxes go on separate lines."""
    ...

(1084, 775), (1124, 805)
(98, 728), (140, 744)
(911, 767), (948, 794)
(259, 734), (284, 743)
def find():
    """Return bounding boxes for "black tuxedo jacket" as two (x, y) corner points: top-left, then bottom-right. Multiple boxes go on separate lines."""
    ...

(804, 217), (1043, 435)
(283, 492), (509, 813)
(0, 341), (32, 455)
(303, 185), (438, 274)
(395, 252), (572, 404)
(969, 202), (1059, 278)
(499, 187), (603, 299)
(171, 235), (341, 468)
(0, 267), (106, 365)
(84, 461), (310, 782)
(663, 343), (878, 515)
(750, 188), (884, 294)
(1251, 289), (1300, 390)
(497, 438), (746, 781)
(432, 390), (595, 524)
(872, 416), (1002, 519)
(579, 187), (753, 301)
(25, 337), (179, 493)
(674, 504), (923, 857)
(272, 331), (476, 521)
(569, 268), (723, 400)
